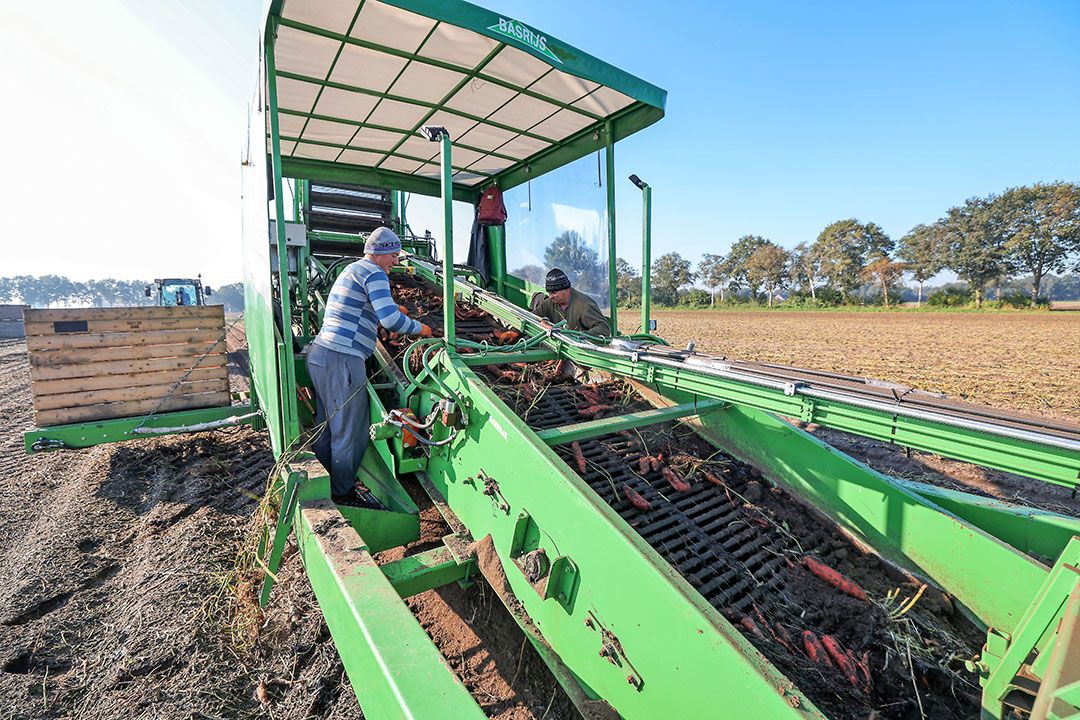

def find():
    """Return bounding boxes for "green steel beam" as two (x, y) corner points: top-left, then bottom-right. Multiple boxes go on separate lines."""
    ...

(24, 404), (254, 453)
(422, 352), (822, 719)
(376, 40), (502, 175)
(640, 181), (653, 333)
(605, 122), (617, 332)
(487, 224), (506, 295)
(295, 499), (487, 720)
(278, 108), (520, 164)
(276, 17), (604, 123)
(896, 478), (1080, 563)
(274, 70), (556, 145)
(281, 154), (476, 203)
(438, 132), (456, 346)
(534, 399), (726, 446)
(460, 349), (557, 367)
(266, 24), (301, 447)
(380, 545), (473, 598)
(276, 134), (493, 176)
(981, 537), (1080, 717)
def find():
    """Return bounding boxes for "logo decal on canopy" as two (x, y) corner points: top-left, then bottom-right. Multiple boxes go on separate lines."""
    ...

(488, 17), (562, 64)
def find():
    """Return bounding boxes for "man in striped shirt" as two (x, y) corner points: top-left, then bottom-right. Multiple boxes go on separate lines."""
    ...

(307, 227), (432, 505)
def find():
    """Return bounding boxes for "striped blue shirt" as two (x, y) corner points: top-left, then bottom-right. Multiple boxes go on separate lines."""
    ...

(313, 259), (422, 358)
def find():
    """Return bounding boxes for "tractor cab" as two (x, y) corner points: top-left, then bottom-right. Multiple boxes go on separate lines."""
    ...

(146, 277), (212, 306)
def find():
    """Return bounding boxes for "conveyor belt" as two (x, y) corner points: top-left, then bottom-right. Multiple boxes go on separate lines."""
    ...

(485, 378), (790, 616)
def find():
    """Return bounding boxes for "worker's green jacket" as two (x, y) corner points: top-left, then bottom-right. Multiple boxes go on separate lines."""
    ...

(530, 289), (610, 336)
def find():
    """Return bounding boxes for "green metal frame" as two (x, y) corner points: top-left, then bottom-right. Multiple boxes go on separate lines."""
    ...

(247, 4), (1080, 719)
(24, 404), (255, 453)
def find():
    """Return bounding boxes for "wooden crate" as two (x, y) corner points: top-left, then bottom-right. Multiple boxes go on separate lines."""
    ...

(25, 306), (231, 426)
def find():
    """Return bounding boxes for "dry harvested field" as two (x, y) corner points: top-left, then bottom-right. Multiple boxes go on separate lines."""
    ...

(621, 309), (1080, 423)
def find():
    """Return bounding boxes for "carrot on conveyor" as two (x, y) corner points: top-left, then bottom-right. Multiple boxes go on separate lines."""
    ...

(637, 456), (651, 475)
(802, 557), (868, 601)
(773, 622), (795, 652)
(496, 330), (521, 344)
(661, 466), (691, 492)
(821, 635), (860, 687)
(623, 484), (651, 510)
(739, 616), (765, 639)
(802, 631), (832, 667)
(700, 469), (724, 486)
(571, 442), (587, 474)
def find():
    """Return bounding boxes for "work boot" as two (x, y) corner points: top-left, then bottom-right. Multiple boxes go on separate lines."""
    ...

(331, 486), (383, 510)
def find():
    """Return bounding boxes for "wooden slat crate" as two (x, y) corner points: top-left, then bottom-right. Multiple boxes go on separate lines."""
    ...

(25, 306), (231, 427)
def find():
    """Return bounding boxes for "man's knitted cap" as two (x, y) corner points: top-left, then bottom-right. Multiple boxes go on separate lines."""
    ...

(545, 268), (571, 292)
(365, 227), (402, 255)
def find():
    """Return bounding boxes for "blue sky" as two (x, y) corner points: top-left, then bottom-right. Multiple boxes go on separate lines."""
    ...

(3, 0), (1078, 283)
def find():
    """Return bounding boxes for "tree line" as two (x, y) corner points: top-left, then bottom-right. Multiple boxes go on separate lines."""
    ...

(0, 276), (245, 312)
(618, 182), (1080, 309)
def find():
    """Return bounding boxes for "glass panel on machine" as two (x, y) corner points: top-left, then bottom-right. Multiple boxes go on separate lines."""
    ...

(160, 282), (198, 307)
(503, 150), (609, 309)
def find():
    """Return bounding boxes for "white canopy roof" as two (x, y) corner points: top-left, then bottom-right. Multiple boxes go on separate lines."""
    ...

(265, 0), (666, 198)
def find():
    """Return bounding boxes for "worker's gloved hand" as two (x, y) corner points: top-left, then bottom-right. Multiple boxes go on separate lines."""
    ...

(419, 324), (433, 337)
(398, 304), (409, 316)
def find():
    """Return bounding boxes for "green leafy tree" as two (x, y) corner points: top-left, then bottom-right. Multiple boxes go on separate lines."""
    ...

(651, 252), (694, 306)
(543, 230), (603, 297)
(860, 257), (908, 307)
(745, 243), (790, 307)
(697, 253), (727, 304)
(211, 282), (245, 312)
(998, 182), (1080, 304)
(940, 196), (1013, 307)
(813, 219), (891, 303)
(511, 264), (546, 286)
(897, 224), (946, 306)
(787, 242), (822, 300)
(614, 257), (641, 306)
(721, 235), (769, 299)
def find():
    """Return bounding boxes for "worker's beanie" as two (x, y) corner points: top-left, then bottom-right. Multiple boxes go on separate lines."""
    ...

(545, 268), (571, 292)
(365, 227), (403, 255)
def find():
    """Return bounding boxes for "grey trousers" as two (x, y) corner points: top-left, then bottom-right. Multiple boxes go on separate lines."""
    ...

(306, 343), (370, 497)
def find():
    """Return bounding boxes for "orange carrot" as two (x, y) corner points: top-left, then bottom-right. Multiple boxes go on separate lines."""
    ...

(497, 330), (521, 345)
(700, 469), (724, 486)
(638, 456), (651, 475)
(773, 622), (795, 651)
(649, 457), (661, 472)
(662, 466), (691, 492)
(821, 635), (860, 687)
(571, 442), (587, 474)
(853, 650), (872, 692)
(802, 557), (868, 601)
(578, 404), (614, 417)
(802, 631), (832, 667)
(739, 616), (764, 638)
(623, 484), (651, 510)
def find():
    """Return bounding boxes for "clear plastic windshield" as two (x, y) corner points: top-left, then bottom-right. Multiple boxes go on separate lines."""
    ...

(503, 151), (610, 309)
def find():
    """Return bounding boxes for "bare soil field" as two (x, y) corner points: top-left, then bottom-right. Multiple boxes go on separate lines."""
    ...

(622, 309), (1080, 423)
(0, 336), (572, 720)
(621, 309), (1080, 515)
